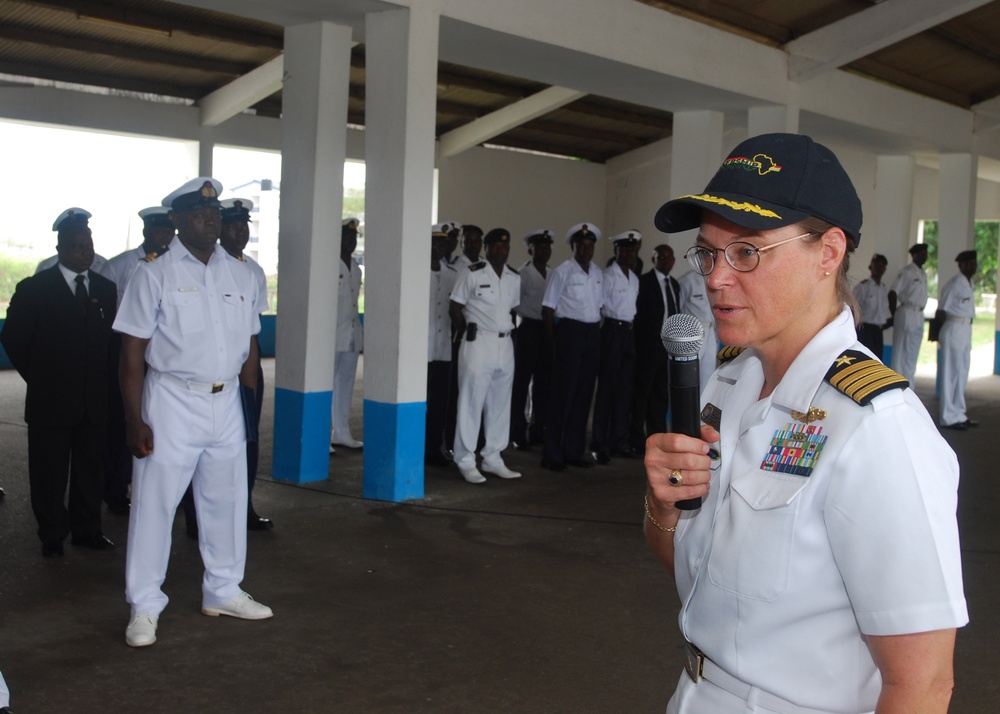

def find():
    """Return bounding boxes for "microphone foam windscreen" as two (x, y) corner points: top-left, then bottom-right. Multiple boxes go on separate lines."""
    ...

(661, 313), (705, 357)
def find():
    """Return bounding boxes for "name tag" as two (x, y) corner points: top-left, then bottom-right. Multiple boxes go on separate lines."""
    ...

(179, 286), (199, 293)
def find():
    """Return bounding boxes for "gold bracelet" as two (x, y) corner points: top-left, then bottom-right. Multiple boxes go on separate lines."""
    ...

(644, 495), (676, 533)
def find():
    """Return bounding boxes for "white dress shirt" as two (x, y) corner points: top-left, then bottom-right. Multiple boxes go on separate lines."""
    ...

(542, 259), (603, 323)
(600, 262), (639, 322)
(516, 262), (549, 320)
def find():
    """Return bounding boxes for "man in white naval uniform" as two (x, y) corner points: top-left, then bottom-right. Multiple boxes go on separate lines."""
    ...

(426, 226), (459, 466)
(510, 229), (553, 449)
(937, 250), (978, 430)
(590, 230), (641, 463)
(889, 243), (928, 383)
(101, 207), (175, 307)
(677, 262), (718, 388)
(99, 207), (175, 516)
(852, 253), (891, 360)
(449, 228), (521, 484)
(451, 223), (483, 274)
(115, 177), (272, 648)
(331, 218), (364, 450)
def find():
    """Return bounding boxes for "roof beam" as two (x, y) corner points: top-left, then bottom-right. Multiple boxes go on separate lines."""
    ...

(786, 0), (994, 83)
(439, 86), (586, 158)
(199, 55), (284, 126)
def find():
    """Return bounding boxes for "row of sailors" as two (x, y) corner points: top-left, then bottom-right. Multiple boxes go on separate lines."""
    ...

(426, 220), (718, 483)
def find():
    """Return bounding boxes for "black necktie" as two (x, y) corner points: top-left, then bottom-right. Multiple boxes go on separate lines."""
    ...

(665, 276), (677, 316)
(75, 274), (88, 306)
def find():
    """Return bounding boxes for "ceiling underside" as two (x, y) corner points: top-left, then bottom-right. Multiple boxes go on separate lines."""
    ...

(1, 0), (999, 163)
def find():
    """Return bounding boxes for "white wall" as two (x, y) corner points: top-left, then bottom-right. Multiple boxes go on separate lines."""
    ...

(436, 144), (608, 267)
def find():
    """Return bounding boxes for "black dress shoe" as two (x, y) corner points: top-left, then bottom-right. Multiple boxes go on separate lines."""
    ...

(513, 441), (531, 452)
(594, 452), (611, 465)
(248, 515), (274, 531)
(71, 533), (115, 551)
(0, 486), (5, 500)
(941, 422), (967, 431)
(613, 447), (641, 459)
(1, 705), (14, 713)
(540, 459), (566, 472)
(963, 419), (979, 428)
(567, 457), (594, 468)
(42, 540), (64, 558)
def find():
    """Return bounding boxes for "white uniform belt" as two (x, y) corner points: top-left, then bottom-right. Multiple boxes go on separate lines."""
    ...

(149, 368), (238, 394)
(685, 642), (835, 714)
(946, 316), (972, 324)
(477, 327), (513, 338)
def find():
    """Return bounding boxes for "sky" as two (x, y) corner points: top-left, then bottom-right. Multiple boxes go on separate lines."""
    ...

(0, 120), (366, 264)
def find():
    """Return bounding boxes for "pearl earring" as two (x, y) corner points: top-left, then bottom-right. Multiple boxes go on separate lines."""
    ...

(824, 271), (830, 277)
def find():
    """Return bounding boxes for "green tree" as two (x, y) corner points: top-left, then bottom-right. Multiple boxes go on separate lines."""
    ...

(919, 219), (999, 299)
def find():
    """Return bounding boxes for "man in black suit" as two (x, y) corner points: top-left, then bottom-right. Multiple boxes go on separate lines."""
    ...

(629, 244), (680, 451)
(0, 208), (117, 557)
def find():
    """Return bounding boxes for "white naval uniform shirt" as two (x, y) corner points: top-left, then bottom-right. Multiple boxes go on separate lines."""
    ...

(450, 262), (520, 333)
(101, 246), (151, 307)
(243, 254), (270, 315)
(113, 237), (261, 383)
(542, 259), (603, 323)
(516, 262), (548, 321)
(678, 269), (718, 387)
(890, 262), (927, 311)
(852, 277), (890, 325)
(336, 257), (363, 353)
(939, 273), (975, 320)
(600, 262), (638, 322)
(672, 308), (967, 713)
(429, 264), (458, 362)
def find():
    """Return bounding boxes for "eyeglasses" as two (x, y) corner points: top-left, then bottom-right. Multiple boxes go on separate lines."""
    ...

(684, 231), (818, 276)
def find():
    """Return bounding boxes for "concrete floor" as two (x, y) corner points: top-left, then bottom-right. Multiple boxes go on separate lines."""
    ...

(0, 358), (997, 713)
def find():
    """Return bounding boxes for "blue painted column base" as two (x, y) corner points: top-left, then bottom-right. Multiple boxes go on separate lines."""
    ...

(272, 388), (333, 484)
(363, 399), (425, 502)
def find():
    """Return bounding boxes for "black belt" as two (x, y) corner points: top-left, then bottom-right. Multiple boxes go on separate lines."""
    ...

(605, 318), (633, 329)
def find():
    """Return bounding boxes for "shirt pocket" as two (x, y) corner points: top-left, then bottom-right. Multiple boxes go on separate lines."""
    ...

(222, 292), (251, 333)
(706, 470), (808, 601)
(165, 290), (205, 335)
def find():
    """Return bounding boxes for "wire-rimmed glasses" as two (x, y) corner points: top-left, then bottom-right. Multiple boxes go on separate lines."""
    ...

(684, 231), (818, 276)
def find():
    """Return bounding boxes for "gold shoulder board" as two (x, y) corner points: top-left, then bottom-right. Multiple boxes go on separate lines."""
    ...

(469, 262), (486, 272)
(824, 349), (908, 406)
(717, 345), (746, 363)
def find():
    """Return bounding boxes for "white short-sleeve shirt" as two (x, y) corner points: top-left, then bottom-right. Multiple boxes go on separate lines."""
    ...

(671, 308), (968, 712)
(541, 259), (603, 323)
(336, 257), (363, 353)
(429, 264), (458, 362)
(113, 237), (261, 383)
(101, 246), (149, 307)
(890, 262), (928, 311)
(450, 262), (519, 334)
(938, 273), (974, 320)
(853, 277), (890, 325)
(516, 262), (549, 321)
(600, 262), (638, 322)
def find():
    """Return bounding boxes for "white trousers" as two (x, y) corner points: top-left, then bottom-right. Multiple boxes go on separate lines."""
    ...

(332, 350), (360, 441)
(454, 334), (515, 470)
(125, 374), (248, 616)
(939, 320), (972, 425)
(891, 306), (923, 383)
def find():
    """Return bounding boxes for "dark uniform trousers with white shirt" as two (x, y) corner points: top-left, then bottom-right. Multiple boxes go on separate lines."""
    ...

(543, 319), (601, 465)
(510, 317), (552, 445)
(591, 319), (636, 457)
(0, 266), (117, 544)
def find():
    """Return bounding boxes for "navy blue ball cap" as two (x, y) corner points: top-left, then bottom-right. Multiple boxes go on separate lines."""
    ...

(483, 228), (511, 245)
(654, 133), (863, 246)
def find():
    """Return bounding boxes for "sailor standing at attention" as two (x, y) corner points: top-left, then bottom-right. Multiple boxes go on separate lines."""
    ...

(115, 177), (272, 648)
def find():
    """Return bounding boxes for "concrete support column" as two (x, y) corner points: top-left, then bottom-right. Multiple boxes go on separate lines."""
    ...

(874, 155), (915, 365)
(747, 104), (799, 137)
(272, 21), (352, 484)
(198, 129), (215, 177)
(669, 110), (724, 245)
(362, 6), (439, 501)
(938, 154), (977, 290)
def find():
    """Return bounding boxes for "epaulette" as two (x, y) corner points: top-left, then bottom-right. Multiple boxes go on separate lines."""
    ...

(235, 254), (247, 262)
(717, 345), (746, 363)
(469, 261), (487, 272)
(825, 349), (908, 406)
(506, 264), (519, 275)
(141, 252), (163, 263)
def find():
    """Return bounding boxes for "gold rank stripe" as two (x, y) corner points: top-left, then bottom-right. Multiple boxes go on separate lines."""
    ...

(717, 345), (746, 363)
(825, 350), (908, 406)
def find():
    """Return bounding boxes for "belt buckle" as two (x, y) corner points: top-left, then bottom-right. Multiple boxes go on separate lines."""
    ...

(684, 642), (705, 683)
(211, 383), (224, 394)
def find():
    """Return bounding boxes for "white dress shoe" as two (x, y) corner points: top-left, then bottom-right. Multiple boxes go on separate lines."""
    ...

(481, 462), (522, 479)
(125, 612), (158, 647)
(331, 437), (363, 449)
(202, 592), (274, 620)
(458, 466), (486, 484)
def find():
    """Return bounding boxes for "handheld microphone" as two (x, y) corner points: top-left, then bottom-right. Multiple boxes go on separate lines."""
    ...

(661, 313), (706, 511)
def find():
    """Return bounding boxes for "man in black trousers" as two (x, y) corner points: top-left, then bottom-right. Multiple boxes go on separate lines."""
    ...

(629, 244), (680, 452)
(1, 208), (117, 557)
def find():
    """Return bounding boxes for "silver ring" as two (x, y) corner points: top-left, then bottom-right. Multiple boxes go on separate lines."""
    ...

(669, 469), (683, 487)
